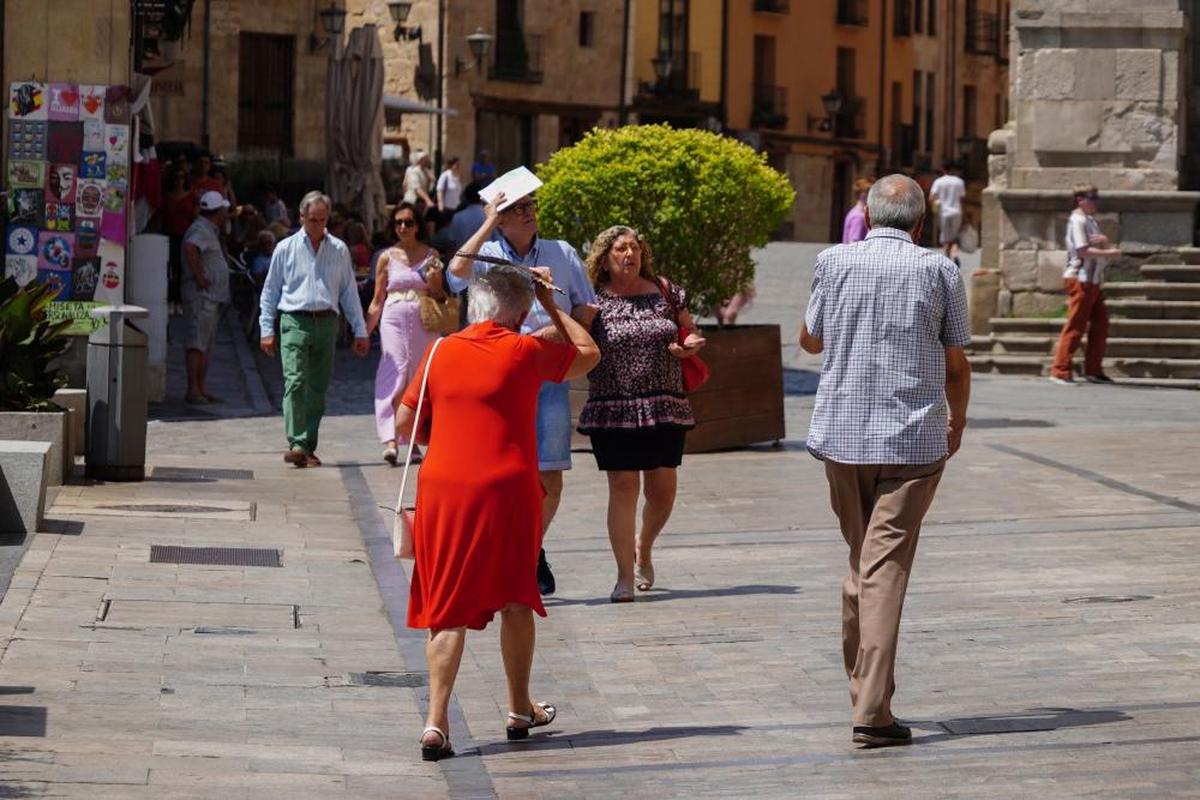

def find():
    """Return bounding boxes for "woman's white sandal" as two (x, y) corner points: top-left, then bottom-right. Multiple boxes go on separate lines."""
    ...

(420, 725), (454, 761)
(506, 702), (557, 741)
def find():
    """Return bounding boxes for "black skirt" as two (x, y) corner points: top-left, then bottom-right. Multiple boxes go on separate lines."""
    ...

(588, 427), (687, 472)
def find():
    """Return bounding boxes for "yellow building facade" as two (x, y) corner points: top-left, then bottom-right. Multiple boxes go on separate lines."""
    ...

(723, 0), (1008, 242)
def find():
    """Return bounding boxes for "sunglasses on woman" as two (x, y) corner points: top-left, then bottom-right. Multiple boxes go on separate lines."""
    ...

(395, 218), (418, 228)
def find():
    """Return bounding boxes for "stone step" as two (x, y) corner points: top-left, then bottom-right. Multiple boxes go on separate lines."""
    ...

(1140, 264), (1200, 282)
(970, 335), (1200, 359)
(969, 353), (1200, 381)
(990, 318), (1200, 338)
(1104, 299), (1200, 319)
(1103, 282), (1200, 300)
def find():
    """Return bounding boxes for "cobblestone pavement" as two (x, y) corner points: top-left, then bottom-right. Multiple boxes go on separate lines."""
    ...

(1, 244), (1198, 797)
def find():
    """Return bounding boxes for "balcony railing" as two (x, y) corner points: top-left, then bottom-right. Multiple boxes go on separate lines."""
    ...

(490, 31), (544, 83)
(754, 0), (789, 13)
(891, 123), (916, 167)
(965, 10), (1000, 56)
(836, 0), (868, 26)
(751, 84), (788, 130)
(834, 96), (865, 139)
(638, 52), (702, 101)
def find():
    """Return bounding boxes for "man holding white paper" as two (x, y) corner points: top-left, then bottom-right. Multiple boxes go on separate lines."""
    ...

(448, 167), (597, 596)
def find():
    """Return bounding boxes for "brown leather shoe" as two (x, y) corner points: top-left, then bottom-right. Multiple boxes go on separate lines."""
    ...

(306, 453), (322, 467)
(283, 449), (308, 467)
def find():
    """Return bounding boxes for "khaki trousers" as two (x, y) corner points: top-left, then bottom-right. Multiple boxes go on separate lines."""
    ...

(824, 458), (945, 726)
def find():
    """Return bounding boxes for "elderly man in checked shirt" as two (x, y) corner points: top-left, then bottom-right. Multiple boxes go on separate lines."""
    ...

(259, 191), (370, 468)
(800, 174), (972, 749)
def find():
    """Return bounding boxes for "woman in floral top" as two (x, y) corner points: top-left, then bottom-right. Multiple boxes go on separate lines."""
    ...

(577, 226), (706, 603)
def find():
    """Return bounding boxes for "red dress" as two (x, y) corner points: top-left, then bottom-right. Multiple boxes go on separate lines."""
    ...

(401, 321), (576, 630)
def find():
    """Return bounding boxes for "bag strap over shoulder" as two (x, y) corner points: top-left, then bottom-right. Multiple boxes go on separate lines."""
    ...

(395, 336), (445, 519)
(656, 276), (684, 326)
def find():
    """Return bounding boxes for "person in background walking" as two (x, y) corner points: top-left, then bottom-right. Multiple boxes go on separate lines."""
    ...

(1049, 184), (1121, 385)
(403, 150), (435, 216)
(800, 174), (971, 748)
(471, 149), (497, 185)
(448, 188), (596, 596)
(928, 163), (966, 263)
(577, 226), (704, 602)
(181, 191), (232, 405)
(435, 156), (463, 220)
(259, 190), (370, 468)
(395, 266), (599, 762)
(842, 177), (873, 244)
(162, 167), (196, 316)
(263, 185), (290, 227)
(367, 203), (442, 465)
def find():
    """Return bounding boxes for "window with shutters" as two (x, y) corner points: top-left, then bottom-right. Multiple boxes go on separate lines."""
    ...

(238, 33), (295, 155)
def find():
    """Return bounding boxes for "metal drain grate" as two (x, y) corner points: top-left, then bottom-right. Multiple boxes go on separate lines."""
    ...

(150, 545), (282, 568)
(105, 504), (234, 514)
(348, 671), (427, 688)
(151, 467), (254, 482)
(1063, 594), (1153, 604)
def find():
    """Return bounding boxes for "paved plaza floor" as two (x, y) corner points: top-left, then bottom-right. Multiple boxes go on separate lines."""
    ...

(0, 244), (1197, 797)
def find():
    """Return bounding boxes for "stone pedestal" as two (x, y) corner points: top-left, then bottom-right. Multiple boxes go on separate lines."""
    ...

(0, 441), (51, 535)
(980, 3), (1199, 328)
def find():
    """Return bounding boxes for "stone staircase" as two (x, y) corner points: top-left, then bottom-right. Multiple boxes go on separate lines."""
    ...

(969, 260), (1200, 389)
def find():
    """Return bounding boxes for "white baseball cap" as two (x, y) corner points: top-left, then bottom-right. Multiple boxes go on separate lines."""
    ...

(199, 190), (230, 212)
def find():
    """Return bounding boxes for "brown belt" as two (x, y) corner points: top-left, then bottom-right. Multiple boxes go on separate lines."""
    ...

(284, 309), (338, 318)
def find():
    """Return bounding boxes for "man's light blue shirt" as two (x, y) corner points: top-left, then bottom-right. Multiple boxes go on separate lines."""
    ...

(447, 235), (595, 335)
(259, 230), (367, 338)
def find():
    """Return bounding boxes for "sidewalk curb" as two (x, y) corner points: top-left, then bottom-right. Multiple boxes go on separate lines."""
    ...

(226, 311), (273, 415)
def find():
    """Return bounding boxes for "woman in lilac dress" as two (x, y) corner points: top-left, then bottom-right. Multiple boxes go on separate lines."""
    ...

(577, 226), (706, 602)
(367, 203), (445, 464)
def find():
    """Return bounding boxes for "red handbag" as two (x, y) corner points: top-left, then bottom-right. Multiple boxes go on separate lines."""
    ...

(658, 278), (711, 393)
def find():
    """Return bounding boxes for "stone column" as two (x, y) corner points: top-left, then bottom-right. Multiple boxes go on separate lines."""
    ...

(979, 1), (1200, 327)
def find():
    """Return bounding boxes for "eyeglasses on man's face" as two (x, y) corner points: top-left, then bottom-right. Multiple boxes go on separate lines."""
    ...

(507, 200), (537, 217)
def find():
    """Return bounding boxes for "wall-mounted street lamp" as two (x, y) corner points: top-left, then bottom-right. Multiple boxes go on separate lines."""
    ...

(651, 53), (674, 84)
(387, 0), (422, 42)
(453, 28), (495, 76)
(310, 1), (347, 53)
(807, 88), (843, 133)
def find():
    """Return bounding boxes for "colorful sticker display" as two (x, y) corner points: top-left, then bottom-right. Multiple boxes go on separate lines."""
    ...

(6, 225), (38, 255)
(7, 160), (45, 188)
(8, 82), (47, 120)
(6, 81), (129, 311)
(5, 254), (38, 287)
(47, 83), (80, 121)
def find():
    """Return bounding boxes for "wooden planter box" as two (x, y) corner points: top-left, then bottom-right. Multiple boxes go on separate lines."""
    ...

(570, 324), (786, 454)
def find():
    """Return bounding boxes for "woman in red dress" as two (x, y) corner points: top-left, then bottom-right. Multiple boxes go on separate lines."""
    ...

(394, 263), (599, 761)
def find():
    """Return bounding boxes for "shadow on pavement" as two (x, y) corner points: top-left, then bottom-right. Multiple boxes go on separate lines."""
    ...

(783, 367), (820, 396)
(914, 706), (1133, 743)
(473, 723), (750, 757)
(545, 584), (800, 607)
(38, 519), (84, 536)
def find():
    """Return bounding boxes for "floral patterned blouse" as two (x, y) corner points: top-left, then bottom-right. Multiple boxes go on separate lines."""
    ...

(577, 281), (696, 434)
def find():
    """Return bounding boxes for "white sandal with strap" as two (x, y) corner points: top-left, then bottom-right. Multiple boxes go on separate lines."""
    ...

(420, 725), (454, 761)
(506, 702), (557, 741)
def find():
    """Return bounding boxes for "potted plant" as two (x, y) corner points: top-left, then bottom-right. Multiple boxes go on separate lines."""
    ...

(537, 124), (795, 452)
(0, 277), (72, 485)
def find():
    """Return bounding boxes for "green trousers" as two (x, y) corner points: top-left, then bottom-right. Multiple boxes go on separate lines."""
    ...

(280, 313), (338, 454)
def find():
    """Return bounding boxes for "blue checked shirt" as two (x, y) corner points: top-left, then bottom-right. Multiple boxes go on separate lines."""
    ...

(447, 235), (595, 335)
(804, 227), (971, 465)
(258, 230), (368, 338)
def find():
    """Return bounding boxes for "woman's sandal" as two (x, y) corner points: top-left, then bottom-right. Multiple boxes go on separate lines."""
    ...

(506, 702), (557, 741)
(420, 726), (454, 761)
(635, 563), (655, 592)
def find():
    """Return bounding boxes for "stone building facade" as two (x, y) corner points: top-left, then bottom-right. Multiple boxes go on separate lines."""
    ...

(981, 0), (1200, 321)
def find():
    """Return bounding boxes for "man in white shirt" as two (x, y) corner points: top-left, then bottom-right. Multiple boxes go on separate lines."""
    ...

(436, 156), (463, 217)
(928, 164), (966, 261)
(1049, 184), (1121, 385)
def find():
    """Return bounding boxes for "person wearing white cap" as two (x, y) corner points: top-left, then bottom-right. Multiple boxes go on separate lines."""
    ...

(180, 190), (232, 404)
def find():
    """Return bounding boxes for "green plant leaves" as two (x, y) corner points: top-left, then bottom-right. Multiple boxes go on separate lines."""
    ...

(537, 125), (794, 314)
(0, 277), (71, 411)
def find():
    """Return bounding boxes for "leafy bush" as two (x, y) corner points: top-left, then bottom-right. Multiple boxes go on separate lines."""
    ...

(536, 124), (794, 315)
(0, 277), (70, 411)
